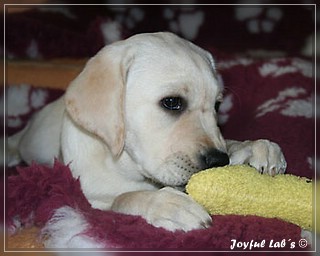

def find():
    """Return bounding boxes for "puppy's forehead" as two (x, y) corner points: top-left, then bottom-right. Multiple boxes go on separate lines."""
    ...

(127, 33), (221, 100)
(129, 32), (215, 70)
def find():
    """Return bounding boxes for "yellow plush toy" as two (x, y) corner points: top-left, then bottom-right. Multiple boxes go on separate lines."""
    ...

(186, 165), (313, 231)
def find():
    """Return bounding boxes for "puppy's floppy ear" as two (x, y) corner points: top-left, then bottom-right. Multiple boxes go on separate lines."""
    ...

(65, 44), (133, 157)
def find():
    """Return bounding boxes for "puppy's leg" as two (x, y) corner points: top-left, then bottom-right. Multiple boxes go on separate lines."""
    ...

(8, 97), (65, 166)
(7, 125), (29, 166)
(226, 139), (287, 175)
(111, 187), (212, 232)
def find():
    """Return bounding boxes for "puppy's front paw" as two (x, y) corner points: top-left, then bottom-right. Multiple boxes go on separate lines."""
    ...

(146, 187), (212, 232)
(248, 139), (287, 175)
(229, 139), (287, 175)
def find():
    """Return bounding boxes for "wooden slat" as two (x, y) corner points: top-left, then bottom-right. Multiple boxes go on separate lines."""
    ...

(4, 59), (86, 90)
(2, 227), (54, 254)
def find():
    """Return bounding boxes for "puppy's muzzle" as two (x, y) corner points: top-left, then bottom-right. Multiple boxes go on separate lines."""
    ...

(198, 148), (229, 169)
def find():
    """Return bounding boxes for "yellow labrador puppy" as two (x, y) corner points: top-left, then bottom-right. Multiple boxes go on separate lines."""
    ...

(8, 32), (286, 232)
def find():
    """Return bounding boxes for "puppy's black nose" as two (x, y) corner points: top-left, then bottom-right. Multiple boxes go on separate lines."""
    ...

(199, 149), (230, 169)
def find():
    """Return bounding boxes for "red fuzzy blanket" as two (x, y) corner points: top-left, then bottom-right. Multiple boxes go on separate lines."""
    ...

(6, 161), (307, 251)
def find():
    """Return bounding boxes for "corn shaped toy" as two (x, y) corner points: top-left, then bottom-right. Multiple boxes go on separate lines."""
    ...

(186, 165), (313, 230)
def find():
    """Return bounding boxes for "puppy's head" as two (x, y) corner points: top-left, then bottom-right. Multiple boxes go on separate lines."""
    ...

(65, 32), (229, 187)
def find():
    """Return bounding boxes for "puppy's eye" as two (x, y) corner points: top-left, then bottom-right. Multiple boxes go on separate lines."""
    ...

(215, 101), (221, 112)
(161, 97), (185, 112)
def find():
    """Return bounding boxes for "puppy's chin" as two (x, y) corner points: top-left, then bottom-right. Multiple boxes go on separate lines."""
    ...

(146, 153), (201, 187)
(149, 172), (191, 187)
